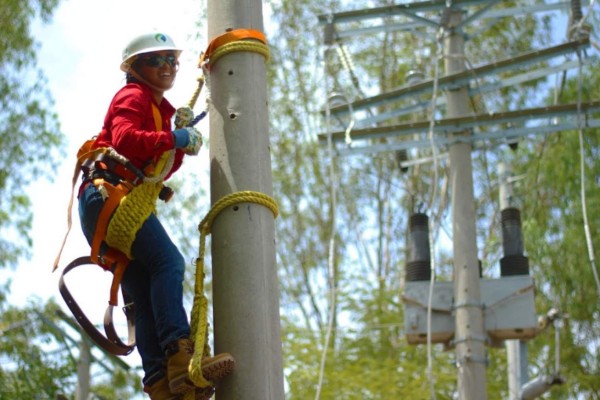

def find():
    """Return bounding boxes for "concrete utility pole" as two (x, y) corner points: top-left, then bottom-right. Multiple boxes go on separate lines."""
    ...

(444, 10), (487, 399)
(207, 1), (285, 399)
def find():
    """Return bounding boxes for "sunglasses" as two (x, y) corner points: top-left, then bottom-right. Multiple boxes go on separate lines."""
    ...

(141, 54), (178, 68)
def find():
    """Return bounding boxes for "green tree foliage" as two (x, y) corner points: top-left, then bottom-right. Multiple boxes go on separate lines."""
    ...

(0, 0), (64, 269)
(0, 298), (140, 398)
(0, 299), (75, 398)
(515, 63), (600, 398)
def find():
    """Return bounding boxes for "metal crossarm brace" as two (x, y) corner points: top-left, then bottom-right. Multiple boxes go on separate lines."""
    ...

(318, 101), (600, 144)
(325, 37), (590, 120)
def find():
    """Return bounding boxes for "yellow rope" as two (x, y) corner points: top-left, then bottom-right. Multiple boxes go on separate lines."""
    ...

(187, 76), (205, 109)
(104, 143), (171, 259)
(208, 40), (270, 67)
(187, 191), (278, 389)
(185, 31), (273, 392)
(105, 181), (163, 258)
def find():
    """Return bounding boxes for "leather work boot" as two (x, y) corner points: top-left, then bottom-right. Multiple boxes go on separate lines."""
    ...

(190, 354), (235, 399)
(166, 338), (196, 394)
(143, 375), (180, 400)
(166, 338), (236, 394)
(201, 352), (236, 381)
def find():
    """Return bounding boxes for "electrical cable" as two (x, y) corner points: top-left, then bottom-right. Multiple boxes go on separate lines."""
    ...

(343, 101), (355, 145)
(423, 6), (494, 397)
(334, 43), (362, 146)
(574, 47), (600, 298)
(426, 222), (438, 400)
(424, 28), (445, 400)
(314, 41), (340, 400)
(335, 39), (378, 127)
(554, 316), (562, 374)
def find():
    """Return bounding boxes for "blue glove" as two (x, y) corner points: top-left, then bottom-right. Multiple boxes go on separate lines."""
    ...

(173, 129), (190, 149)
(184, 127), (203, 155)
(173, 127), (202, 155)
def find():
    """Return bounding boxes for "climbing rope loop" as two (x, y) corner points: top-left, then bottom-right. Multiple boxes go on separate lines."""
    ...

(210, 40), (270, 65)
(187, 191), (278, 389)
(199, 28), (270, 69)
(185, 29), (273, 392)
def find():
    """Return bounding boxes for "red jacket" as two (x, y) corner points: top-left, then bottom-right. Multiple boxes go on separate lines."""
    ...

(94, 82), (184, 181)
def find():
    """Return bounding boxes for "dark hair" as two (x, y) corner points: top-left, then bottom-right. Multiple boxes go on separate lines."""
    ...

(126, 58), (142, 84)
(126, 72), (142, 84)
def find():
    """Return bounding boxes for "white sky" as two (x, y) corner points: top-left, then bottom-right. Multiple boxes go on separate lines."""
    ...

(3, 0), (212, 376)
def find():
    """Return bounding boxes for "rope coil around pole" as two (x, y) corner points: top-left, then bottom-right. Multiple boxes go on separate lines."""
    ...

(188, 191), (278, 389)
(198, 28), (269, 69)
(210, 40), (270, 65)
(185, 28), (273, 395)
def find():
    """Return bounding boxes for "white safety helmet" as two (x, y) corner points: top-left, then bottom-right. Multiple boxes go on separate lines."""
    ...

(120, 32), (183, 72)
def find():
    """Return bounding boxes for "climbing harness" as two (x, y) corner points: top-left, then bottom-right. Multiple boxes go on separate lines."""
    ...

(53, 102), (174, 356)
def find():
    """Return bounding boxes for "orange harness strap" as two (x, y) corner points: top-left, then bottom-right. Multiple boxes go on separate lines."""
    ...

(143, 103), (165, 176)
(89, 178), (132, 306)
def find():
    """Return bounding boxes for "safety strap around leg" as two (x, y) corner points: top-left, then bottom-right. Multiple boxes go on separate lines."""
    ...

(87, 178), (133, 307)
(102, 247), (130, 306)
(77, 177), (136, 354)
(90, 178), (132, 268)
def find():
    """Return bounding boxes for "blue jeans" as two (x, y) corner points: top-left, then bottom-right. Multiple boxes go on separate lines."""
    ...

(79, 183), (190, 384)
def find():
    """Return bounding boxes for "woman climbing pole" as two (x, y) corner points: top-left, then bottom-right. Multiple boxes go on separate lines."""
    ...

(77, 32), (234, 399)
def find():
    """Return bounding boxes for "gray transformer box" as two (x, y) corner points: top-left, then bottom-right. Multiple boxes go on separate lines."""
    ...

(402, 275), (537, 346)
